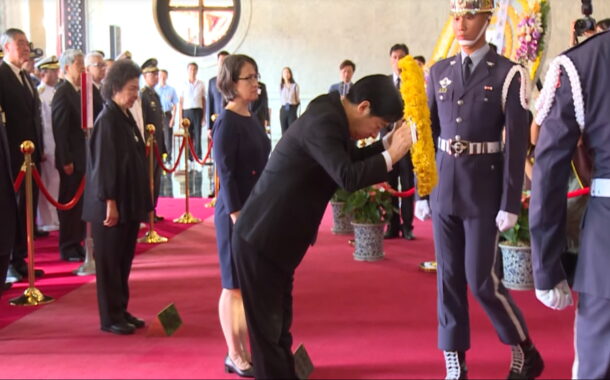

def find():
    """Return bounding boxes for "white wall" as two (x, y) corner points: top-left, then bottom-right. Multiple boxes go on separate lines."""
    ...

(3, 0), (610, 142)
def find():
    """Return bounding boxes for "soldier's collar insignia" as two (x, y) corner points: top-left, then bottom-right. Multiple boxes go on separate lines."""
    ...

(440, 77), (452, 88)
(450, 60), (457, 66)
(486, 61), (495, 67)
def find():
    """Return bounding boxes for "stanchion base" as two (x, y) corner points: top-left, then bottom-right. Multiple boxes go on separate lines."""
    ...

(173, 212), (201, 224)
(73, 261), (96, 276)
(138, 230), (169, 244)
(9, 287), (54, 306)
(204, 197), (216, 208)
(419, 261), (437, 273)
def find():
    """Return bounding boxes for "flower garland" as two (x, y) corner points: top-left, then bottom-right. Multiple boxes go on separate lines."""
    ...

(515, 0), (550, 80)
(398, 55), (437, 197)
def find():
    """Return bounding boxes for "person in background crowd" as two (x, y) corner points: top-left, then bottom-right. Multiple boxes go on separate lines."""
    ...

(530, 30), (610, 380)
(328, 59), (356, 98)
(279, 66), (299, 135)
(213, 54), (271, 378)
(0, 104), (18, 295)
(418, 1), (543, 377)
(0, 28), (46, 283)
(52, 49), (87, 262)
(381, 43), (415, 241)
(207, 50), (230, 134)
(22, 43), (43, 87)
(179, 62), (206, 163)
(83, 59), (151, 335)
(249, 80), (270, 135)
(36, 56), (61, 232)
(104, 58), (114, 73)
(85, 51), (107, 118)
(596, 18), (610, 32)
(140, 58), (167, 222)
(156, 69), (179, 163)
(233, 75), (412, 378)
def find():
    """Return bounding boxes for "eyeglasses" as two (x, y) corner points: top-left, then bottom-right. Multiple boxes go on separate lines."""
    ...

(90, 63), (106, 68)
(237, 73), (260, 83)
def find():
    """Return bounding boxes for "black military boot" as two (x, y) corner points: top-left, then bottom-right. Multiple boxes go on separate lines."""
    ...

(507, 339), (544, 379)
(444, 351), (467, 380)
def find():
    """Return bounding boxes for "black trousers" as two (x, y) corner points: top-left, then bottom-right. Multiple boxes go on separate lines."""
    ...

(279, 105), (298, 135)
(58, 170), (85, 256)
(92, 221), (139, 328)
(183, 108), (203, 160)
(387, 152), (414, 233)
(0, 252), (9, 297)
(163, 111), (173, 161)
(11, 162), (40, 266)
(233, 235), (298, 379)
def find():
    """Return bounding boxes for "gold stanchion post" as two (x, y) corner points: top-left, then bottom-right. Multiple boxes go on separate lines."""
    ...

(139, 124), (169, 243)
(10, 141), (54, 306)
(174, 119), (201, 224)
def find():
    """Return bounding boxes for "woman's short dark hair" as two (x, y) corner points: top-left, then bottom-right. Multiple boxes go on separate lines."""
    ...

(217, 54), (258, 102)
(101, 59), (141, 100)
(346, 74), (403, 123)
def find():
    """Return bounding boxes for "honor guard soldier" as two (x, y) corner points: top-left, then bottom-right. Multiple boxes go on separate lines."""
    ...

(530, 31), (610, 379)
(141, 58), (167, 220)
(416, 1), (543, 378)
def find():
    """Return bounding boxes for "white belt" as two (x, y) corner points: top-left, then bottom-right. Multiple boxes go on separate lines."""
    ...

(591, 178), (610, 197)
(438, 136), (503, 157)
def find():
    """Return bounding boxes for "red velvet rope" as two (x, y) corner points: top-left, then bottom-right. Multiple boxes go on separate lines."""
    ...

(32, 167), (85, 210)
(187, 137), (213, 165)
(377, 183), (415, 198)
(13, 169), (25, 192)
(567, 187), (590, 198)
(154, 137), (186, 174)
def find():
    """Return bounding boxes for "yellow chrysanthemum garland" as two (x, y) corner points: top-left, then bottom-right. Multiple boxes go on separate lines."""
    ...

(398, 55), (437, 197)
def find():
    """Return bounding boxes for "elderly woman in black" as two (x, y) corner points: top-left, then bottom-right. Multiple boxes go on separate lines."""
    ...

(83, 59), (151, 335)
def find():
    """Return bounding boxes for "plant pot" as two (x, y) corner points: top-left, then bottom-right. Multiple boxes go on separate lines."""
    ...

(351, 222), (385, 262)
(330, 201), (353, 235)
(499, 243), (534, 291)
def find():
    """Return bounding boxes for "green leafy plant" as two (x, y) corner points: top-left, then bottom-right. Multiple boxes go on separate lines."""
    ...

(500, 191), (530, 246)
(343, 185), (394, 225)
(331, 188), (352, 203)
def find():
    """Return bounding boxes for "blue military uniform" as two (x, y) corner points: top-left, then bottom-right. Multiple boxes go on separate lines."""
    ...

(530, 30), (610, 379)
(427, 44), (531, 351)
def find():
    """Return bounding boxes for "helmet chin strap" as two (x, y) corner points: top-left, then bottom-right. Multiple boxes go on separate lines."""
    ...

(457, 19), (489, 47)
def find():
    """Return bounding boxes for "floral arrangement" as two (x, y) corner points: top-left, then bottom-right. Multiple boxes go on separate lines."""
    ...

(515, 0), (550, 80)
(343, 185), (394, 225)
(398, 55), (437, 197)
(500, 191), (530, 246)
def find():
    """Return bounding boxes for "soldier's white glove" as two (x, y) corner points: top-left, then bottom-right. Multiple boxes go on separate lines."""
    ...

(415, 200), (431, 221)
(495, 210), (518, 232)
(535, 280), (573, 310)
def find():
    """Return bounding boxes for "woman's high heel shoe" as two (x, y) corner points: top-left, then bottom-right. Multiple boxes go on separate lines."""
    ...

(224, 354), (254, 378)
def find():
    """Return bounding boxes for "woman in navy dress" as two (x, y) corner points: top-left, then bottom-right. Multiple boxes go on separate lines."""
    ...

(213, 54), (270, 377)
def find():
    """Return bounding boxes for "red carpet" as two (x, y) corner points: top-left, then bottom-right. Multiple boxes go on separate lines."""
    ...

(0, 200), (575, 379)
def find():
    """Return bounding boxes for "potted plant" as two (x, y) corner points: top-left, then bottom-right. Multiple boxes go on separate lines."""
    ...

(330, 189), (353, 235)
(498, 192), (534, 290)
(343, 185), (394, 262)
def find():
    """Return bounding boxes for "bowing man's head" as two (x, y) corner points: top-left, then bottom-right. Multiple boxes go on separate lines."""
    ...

(343, 74), (403, 140)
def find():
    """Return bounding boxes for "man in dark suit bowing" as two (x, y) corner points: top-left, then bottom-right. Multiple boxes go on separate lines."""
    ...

(0, 28), (45, 282)
(232, 75), (413, 379)
(52, 49), (87, 262)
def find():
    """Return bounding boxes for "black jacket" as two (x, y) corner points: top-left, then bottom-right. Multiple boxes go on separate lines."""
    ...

(52, 80), (87, 172)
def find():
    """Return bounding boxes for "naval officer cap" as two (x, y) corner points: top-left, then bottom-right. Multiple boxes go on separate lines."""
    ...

(141, 58), (159, 74)
(35, 55), (60, 71)
(450, 0), (495, 15)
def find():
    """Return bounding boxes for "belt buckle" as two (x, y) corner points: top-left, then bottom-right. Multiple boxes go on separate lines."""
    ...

(450, 136), (469, 157)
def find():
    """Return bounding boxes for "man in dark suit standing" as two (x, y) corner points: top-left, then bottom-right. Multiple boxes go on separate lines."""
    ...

(140, 58), (167, 220)
(207, 50), (230, 132)
(382, 43), (415, 240)
(51, 49), (86, 262)
(85, 51), (106, 118)
(232, 75), (413, 379)
(530, 31), (610, 379)
(0, 104), (19, 295)
(0, 28), (45, 281)
(328, 59), (356, 97)
(417, 1), (543, 378)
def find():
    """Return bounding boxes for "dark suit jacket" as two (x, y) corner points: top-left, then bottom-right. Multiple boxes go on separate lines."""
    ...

(92, 84), (104, 122)
(82, 101), (152, 224)
(427, 48), (528, 218)
(530, 31), (610, 297)
(52, 80), (86, 173)
(0, 108), (18, 254)
(141, 86), (167, 154)
(234, 92), (389, 272)
(0, 61), (43, 173)
(328, 81), (352, 96)
(207, 76), (225, 129)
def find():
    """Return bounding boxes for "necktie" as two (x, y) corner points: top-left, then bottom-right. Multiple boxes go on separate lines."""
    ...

(19, 70), (33, 96)
(463, 56), (472, 83)
(395, 77), (401, 90)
